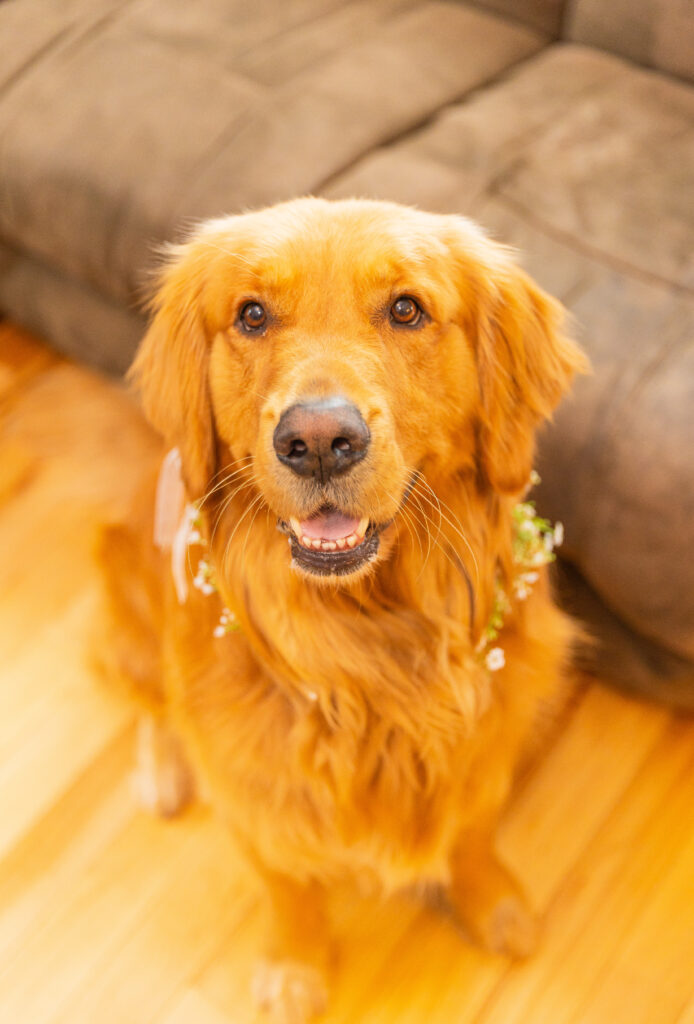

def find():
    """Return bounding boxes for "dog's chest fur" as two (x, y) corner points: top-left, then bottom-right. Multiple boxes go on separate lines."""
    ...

(167, 579), (503, 889)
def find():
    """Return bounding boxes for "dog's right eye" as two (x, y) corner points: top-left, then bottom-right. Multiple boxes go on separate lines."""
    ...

(239, 301), (267, 332)
(390, 295), (423, 327)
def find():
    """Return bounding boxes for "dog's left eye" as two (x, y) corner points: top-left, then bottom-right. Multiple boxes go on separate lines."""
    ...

(390, 295), (423, 326)
(239, 301), (267, 332)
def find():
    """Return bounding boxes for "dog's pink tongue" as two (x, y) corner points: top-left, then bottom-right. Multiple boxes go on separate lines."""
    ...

(300, 510), (360, 540)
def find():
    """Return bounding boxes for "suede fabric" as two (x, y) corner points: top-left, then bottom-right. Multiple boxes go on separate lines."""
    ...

(0, 0), (543, 366)
(465, 0), (565, 36)
(567, 0), (694, 82)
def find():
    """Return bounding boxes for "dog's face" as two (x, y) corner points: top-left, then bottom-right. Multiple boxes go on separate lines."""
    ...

(133, 198), (585, 581)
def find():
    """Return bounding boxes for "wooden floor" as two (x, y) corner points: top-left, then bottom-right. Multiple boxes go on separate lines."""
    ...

(1, 322), (693, 1024)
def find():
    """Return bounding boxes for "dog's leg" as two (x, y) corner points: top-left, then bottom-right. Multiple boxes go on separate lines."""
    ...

(251, 873), (332, 1024)
(447, 826), (537, 958)
(132, 714), (195, 818)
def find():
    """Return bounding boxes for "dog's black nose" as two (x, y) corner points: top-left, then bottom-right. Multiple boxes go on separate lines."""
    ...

(273, 398), (370, 483)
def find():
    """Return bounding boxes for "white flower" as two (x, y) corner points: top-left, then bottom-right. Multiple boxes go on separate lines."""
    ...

(515, 583), (529, 601)
(213, 625), (226, 638)
(485, 647), (506, 672)
(193, 572), (215, 595)
(220, 608), (237, 627)
(522, 571), (539, 585)
(187, 529), (202, 545)
(519, 519), (539, 538)
(554, 521), (564, 547)
(192, 559), (217, 594)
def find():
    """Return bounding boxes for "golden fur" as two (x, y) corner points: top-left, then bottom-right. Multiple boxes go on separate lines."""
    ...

(99, 198), (587, 1021)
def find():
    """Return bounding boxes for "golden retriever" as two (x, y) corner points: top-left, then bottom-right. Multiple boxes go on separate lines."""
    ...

(99, 197), (587, 1023)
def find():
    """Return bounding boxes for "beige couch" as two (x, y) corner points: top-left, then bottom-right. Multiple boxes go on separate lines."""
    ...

(0, 0), (692, 706)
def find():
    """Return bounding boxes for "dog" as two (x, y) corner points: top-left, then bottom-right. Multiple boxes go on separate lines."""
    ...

(99, 197), (587, 1023)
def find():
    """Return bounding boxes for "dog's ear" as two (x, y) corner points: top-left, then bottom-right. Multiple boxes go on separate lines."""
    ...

(129, 242), (217, 499)
(454, 230), (588, 494)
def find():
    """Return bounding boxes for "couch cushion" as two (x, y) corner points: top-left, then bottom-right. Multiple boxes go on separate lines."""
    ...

(0, 0), (544, 331)
(0, 241), (144, 376)
(323, 44), (694, 665)
(567, 0), (694, 83)
(325, 45), (694, 287)
(465, 0), (566, 37)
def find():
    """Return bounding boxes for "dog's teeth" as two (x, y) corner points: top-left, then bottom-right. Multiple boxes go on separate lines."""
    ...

(293, 521), (369, 554)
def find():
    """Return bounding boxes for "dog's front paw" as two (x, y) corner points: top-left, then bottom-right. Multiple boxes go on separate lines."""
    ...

(132, 716), (194, 818)
(449, 851), (539, 959)
(251, 958), (328, 1024)
(469, 891), (538, 959)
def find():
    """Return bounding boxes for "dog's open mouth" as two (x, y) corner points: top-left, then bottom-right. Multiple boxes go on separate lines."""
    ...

(280, 506), (381, 577)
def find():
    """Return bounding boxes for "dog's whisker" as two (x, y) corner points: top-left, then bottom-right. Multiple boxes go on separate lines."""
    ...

(403, 493), (436, 579)
(221, 490), (266, 575)
(197, 472), (254, 522)
(411, 486), (478, 633)
(206, 454), (254, 486)
(401, 482), (436, 573)
(209, 476), (253, 526)
(199, 457), (255, 508)
(390, 499), (418, 554)
(203, 470), (259, 556)
(185, 467), (259, 579)
(246, 388), (273, 404)
(200, 477), (249, 516)
(204, 241), (256, 268)
(398, 504), (422, 559)
(210, 476), (259, 549)
(386, 488), (425, 565)
(211, 456), (255, 479)
(201, 468), (254, 511)
(407, 491), (470, 592)
(414, 476), (480, 585)
(416, 474), (477, 547)
(409, 487), (445, 553)
(408, 492), (467, 588)
(240, 494), (267, 571)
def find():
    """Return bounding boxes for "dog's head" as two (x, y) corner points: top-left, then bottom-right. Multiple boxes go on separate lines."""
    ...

(132, 198), (586, 582)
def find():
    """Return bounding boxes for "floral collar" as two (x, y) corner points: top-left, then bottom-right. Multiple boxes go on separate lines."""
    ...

(154, 452), (562, 672)
(475, 475), (563, 672)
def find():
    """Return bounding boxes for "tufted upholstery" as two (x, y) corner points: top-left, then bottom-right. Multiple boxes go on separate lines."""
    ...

(0, 0), (544, 373)
(567, 0), (694, 83)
